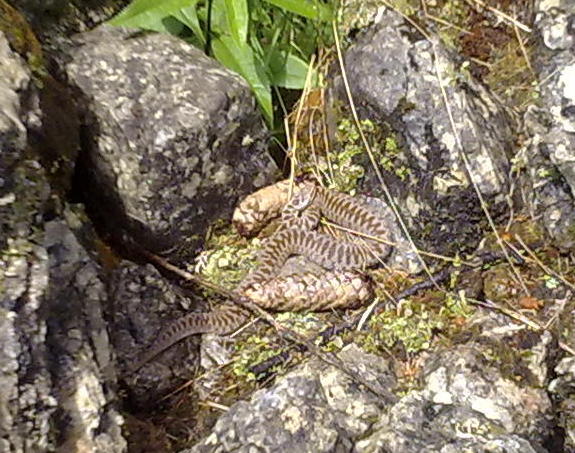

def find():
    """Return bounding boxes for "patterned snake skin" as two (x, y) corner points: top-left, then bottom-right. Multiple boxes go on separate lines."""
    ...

(129, 182), (391, 372)
(238, 181), (391, 291)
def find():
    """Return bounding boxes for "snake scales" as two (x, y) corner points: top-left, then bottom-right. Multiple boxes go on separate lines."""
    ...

(129, 181), (392, 372)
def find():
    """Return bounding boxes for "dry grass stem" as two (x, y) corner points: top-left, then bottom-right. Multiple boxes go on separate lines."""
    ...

(198, 401), (230, 412)
(332, 19), (441, 291)
(511, 8), (535, 79)
(431, 44), (531, 297)
(513, 234), (575, 291)
(323, 220), (476, 266)
(465, 0), (532, 33)
(356, 297), (380, 331)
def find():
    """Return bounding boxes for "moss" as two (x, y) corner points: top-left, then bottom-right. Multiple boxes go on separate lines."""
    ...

(231, 334), (287, 381)
(0, 0), (45, 78)
(476, 337), (541, 386)
(304, 116), (411, 194)
(194, 226), (258, 291)
(337, 0), (419, 40)
(568, 222), (575, 241)
(357, 292), (473, 356)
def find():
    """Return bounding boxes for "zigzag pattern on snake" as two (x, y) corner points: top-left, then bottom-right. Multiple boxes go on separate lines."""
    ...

(129, 182), (391, 372)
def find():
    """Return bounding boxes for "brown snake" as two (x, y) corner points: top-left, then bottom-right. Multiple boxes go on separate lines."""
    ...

(128, 181), (391, 373)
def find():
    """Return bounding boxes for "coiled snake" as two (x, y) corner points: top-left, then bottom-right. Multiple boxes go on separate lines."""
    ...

(129, 181), (392, 372)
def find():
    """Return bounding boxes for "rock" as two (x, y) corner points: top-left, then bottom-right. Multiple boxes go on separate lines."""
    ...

(109, 261), (203, 408)
(53, 25), (276, 261)
(0, 31), (126, 452)
(517, 0), (575, 251)
(183, 345), (396, 453)
(356, 310), (560, 452)
(331, 7), (517, 257)
(183, 310), (557, 452)
(13, 0), (128, 46)
(549, 357), (575, 452)
(43, 217), (126, 453)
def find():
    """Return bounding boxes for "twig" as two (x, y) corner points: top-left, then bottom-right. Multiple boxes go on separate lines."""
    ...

(142, 250), (394, 401)
(332, 19), (441, 292)
(465, 0), (532, 33)
(469, 297), (575, 356)
(143, 250), (282, 330)
(431, 43), (531, 297)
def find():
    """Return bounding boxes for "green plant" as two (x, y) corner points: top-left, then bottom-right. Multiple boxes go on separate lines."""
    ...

(108, 0), (334, 125)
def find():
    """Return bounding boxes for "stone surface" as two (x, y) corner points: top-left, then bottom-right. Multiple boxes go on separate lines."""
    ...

(13, 0), (129, 45)
(183, 308), (558, 452)
(110, 260), (203, 408)
(0, 31), (125, 452)
(54, 25), (276, 261)
(517, 0), (575, 251)
(183, 345), (396, 453)
(549, 357), (575, 452)
(331, 7), (517, 257)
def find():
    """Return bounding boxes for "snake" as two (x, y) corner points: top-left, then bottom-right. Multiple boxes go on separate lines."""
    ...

(128, 181), (392, 373)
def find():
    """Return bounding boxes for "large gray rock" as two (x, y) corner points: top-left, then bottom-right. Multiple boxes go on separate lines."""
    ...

(0, 31), (126, 452)
(184, 345), (396, 453)
(183, 308), (557, 452)
(356, 331), (553, 452)
(332, 7), (517, 256)
(518, 0), (575, 251)
(54, 26), (276, 261)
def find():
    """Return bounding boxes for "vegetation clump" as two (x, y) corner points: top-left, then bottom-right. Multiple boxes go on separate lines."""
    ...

(357, 292), (473, 356)
(109, 0), (335, 126)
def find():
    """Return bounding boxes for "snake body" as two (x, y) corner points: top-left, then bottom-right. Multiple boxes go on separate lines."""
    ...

(238, 182), (391, 291)
(129, 182), (391, 373)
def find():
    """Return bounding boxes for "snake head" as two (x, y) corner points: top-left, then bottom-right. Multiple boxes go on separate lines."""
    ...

(290, 180), (317, 211)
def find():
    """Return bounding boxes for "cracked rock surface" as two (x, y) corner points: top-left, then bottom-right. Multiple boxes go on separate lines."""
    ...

(518, 0), (575, 251)
(0, 30), (125, 452)
(54, 25), (276, 261)
(182, 309), (562, 453)
(332, 7), (517, 257)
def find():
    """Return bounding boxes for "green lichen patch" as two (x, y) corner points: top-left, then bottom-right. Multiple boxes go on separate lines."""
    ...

(231, 334), (287, 381)
(193, 224), (259, 291)
(301, 116), (410, 194)
(323, 117), (367, 194)
(194, 243), (257, 290)
(230, 312), (329, 381)
(337, 0), (418, 40)
(275, 311), (326, 335)
(356, 292), (473, 356)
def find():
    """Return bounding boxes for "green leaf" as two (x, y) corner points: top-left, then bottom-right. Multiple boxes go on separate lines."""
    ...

(224, 0), (249, 44)
(268, 51), (314, 89)
(208, 0), (231, 35)
(262, 0), (333, 21)
(108, 0), (193, 31)
(172, 3), (206, 46)
(212, 36), (273, 124)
